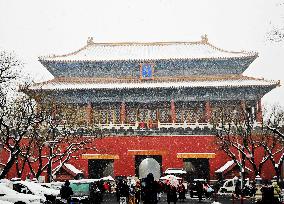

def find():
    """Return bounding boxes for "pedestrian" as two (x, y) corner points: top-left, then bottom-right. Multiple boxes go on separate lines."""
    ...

(272, 181), (281, 203)
(166, 183), (177, 204)
(119, 179), (130, 203)
(135, 180), (141, 204)
(235, 179), (241, 198)
(203, 182), (213, 198)
(103, 181), (110, 193)
(178, 181), (186, 202)
(60, 180), (73, 204)
(90, 182), (101, 204)
(196, 180), (203, 203)
(129, 183), (136, 204)
(261, 180), (274, 204)
(142, 173), (159, 204)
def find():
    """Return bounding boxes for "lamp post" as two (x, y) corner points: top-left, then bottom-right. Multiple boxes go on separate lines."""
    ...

(44, 140), (57, 183)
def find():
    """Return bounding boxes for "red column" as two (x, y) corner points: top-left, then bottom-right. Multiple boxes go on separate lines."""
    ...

(86, 102), (93, 125)
(240, 100), (246, 111)
(256, 99), (263, 122)
(51, 103), (57, 119)
(204, 101), (211, 122)
(120, 102), (126, 124)
(171, 99), (176, 123)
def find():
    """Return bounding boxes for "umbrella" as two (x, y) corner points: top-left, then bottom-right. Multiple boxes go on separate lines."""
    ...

(160, 175), (180, 187)
(160, 175), (182, 180)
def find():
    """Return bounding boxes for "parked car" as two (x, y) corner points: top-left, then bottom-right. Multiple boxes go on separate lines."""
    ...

(40, 182), (64, 190)
(218, 177), (252, 196)
(11, 181), (60, 203)
(0, 183), (45, 204)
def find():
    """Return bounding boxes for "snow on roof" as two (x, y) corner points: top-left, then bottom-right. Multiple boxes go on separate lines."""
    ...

(39, 37), (257, 62)
(101, 175), (115, 181)
(29, 76), (278, 91)
(64, 163), (83, 175)
(215, 160), (253, 173)
(215, 160), (235, 173)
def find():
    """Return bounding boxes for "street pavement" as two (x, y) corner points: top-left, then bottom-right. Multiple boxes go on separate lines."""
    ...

(101, 193), (256, 204)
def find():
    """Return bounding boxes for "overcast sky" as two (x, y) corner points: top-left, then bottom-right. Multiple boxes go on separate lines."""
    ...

(0, 0), (283, 106)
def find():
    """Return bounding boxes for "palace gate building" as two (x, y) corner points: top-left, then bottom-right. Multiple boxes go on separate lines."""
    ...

(28, 36), (279, 181)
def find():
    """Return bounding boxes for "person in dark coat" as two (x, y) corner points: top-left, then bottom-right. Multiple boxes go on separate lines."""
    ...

(178, 182), (186, 202)
(143, 173), (159, 204)
(196, 181), (203, 203)
(60, 180), (73, 204)
(118, 180), (130, 203)
(261, 180), (275, 204)
(90, 182), (101, 204)
(166, 183), (177, 204)
(235, 179), (241, 198)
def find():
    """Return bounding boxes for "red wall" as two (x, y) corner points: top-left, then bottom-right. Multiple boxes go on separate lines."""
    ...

(66, 135), (276, 180)
(1, 135), (278, 181)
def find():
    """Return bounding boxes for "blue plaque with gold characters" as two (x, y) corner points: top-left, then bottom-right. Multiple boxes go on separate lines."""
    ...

(140, 63), (154, 80)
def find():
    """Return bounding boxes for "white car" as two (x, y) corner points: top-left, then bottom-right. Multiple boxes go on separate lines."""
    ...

(11, 181), (60, 203)
(0, 183), (45, 204)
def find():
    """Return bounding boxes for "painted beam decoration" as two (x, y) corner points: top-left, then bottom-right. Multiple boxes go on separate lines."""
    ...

(140, 63), (154, 80)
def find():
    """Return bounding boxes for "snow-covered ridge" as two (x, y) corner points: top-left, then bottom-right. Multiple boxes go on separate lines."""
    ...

(29, 76), (279, 91)
(39, 37), (257, 62)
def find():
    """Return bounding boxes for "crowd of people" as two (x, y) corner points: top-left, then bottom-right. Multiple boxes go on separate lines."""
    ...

(59, 175), (284, 204)
(115, 173), (188, 204)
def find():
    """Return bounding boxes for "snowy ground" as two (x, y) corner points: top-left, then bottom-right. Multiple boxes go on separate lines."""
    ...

(101, 193), (255, 204)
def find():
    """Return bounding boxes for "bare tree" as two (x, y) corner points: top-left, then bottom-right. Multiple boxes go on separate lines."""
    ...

(263, 105), (284, 181)
(15, 96), (99, 182)
(215, 103), (284, 183)
(0, 94), (42, 179)
(215, 106), (264, 179)
(0, 50), (38, 179)
(266, 1), (284, 42)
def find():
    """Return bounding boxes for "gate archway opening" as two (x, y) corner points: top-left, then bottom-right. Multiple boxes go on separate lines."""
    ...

(135, 156), (162, 180)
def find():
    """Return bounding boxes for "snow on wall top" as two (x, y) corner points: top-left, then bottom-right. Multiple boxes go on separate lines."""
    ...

(39, 36), (257, 62)
(29, 76), (279, 91)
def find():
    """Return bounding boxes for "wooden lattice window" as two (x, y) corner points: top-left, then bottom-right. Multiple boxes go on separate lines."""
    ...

(159, 108), (170, 123)
(93, 109), (100, 124)
(149, 109), (158, 121)
(138, 109), (148, 122)
(127, 108), (137, 123)
(100, 110), (108, 124)
(114, 108), (120, 124)
(182, 110), (191, 123)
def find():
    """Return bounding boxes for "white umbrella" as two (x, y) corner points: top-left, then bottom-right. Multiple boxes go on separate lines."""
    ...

(160, 175), (182, 180)
(160, 175), (180, 187)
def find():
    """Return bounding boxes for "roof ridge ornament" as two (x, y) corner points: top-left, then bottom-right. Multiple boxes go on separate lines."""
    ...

(201, 34), (208, 43)
(87, 37), (95, 46)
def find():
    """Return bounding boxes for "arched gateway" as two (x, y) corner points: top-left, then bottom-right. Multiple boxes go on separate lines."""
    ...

(138, 158), (161, 180)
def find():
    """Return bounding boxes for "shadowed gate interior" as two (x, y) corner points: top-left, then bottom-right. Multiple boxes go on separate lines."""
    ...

(88, 159), (114, 179)
(183, 158), (210, 181)
(135, 155), (162, 180)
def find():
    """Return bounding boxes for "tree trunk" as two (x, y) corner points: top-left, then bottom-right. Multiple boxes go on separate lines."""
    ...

(0, 151), (18, 179)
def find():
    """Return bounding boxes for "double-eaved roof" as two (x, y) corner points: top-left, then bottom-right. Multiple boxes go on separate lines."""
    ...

(29, 36), (279, 102)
